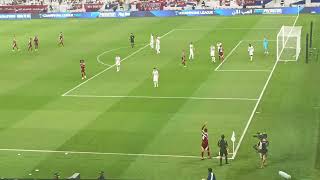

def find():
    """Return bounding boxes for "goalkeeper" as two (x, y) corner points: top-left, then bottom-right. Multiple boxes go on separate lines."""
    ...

(263, 36), (269, 55)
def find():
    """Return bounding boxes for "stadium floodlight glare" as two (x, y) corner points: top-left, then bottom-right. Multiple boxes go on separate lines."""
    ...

(277, 26), (302, 62)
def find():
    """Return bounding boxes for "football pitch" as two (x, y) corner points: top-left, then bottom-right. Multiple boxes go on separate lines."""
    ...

(0, 14), (319, 180)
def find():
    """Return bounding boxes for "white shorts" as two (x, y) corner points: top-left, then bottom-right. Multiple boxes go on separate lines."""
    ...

(210, 52), (215, 57)
(116, 62), (120, 66)
(153, 77), (158, 82)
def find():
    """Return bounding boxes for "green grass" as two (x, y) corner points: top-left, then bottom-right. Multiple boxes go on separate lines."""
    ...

(0, 14), (319, 180)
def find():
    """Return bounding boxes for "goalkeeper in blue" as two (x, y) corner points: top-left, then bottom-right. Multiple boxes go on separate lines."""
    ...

(263, 36), (269, 55)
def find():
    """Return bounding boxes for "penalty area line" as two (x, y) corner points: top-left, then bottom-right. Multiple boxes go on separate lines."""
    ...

(214, 40), (243, 71)
(63, 94), (259, 101)
(0, 148), (234, 160)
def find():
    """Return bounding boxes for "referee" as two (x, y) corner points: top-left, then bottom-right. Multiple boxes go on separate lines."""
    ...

(217, 134), (229, 166)
(130, 33), (135, 48)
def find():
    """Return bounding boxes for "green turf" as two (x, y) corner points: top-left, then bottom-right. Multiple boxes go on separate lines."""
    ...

(0, 14), (319, 180)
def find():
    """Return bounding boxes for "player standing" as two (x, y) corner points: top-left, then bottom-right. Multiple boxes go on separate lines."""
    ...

(130, 33), (135, 48)
(189, 42), (194, 60)
(27, 38), (33, 52)
(263, 36), (269, 55)
(210, 44), (216, 63)
(248, 44), (254, 61)
(80, 59), (86, 80)
(181, 50), (186, 67)
(150, 33), (154, 49)
(58, 32), (64, 47)
(217, 43), (224, 61)
(12, 35), (19, 51)
(201, 122), (211, 160)
(152, 67), (159, 88)
(115, 55), (121, 72)
(218, 134), (229, 166)
(34, 35), (39, 51)
(155, 36), (160, 54)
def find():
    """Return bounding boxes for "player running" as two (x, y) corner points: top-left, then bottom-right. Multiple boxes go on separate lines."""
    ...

(12, 36), (19, 51)
(217, 42), (224, 61)
(27, 38), (33, 52)
(58, 32), (64, 47)
(80, 59), (86, 80)
(263, 36), (269, 55)
(150, 33), (154, 49)
(115, 55), (121, 72)
(181, 50), (186, 67)
(210, 44), (216, 63)
(152, 67), (159, 88)
(130, 33), (135, 48)
(201, 122), (211, 160)
(155, 36), (160, 54)
(189, 42), (194, 60)
(34, 35), (39, 51)
(248, 44), (254, 61)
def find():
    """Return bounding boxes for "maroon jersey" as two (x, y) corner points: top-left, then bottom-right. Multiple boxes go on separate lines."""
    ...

(80, 63), (86, 72)
(34, 37), (38, 45)
(201, 131), (209, 150)
(219, 47), (224, 56)
(13, 39), (17, 47)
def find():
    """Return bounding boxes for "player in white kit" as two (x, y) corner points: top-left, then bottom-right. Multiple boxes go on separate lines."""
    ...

(152, 68), (159, 88)
(150, 33), (154, 49)
(115, 55), (121, 72)
(210, 45), (215, 63)
(189, 42), (194, 60)
(248, 44), (254, 61)
(155, 36), (160, 54)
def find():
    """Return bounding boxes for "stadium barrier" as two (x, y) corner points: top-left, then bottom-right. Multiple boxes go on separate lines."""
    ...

(0, 7), (319, 20)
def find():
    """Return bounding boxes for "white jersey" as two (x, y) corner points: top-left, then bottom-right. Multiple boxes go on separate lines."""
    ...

(210, 46), (215, 56)
(156, 38), (160, 46)
(248, 46), (254, 56)
(115, 56), (121, 65)
(150, 34), (154, 48)
(189, 44), (194, 52)
(152, 69), (159, 81)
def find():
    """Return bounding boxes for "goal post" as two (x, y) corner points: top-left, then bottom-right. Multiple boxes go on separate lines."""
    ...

(277, 26), (302, 62)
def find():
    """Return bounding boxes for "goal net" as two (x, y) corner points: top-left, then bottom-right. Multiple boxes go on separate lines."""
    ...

(277, 26), (302, 62)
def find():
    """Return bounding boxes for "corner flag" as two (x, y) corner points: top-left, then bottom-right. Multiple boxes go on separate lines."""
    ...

(231, 131), (236, 142)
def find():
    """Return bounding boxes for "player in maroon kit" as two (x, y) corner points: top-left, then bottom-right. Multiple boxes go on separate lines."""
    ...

(201, 122), (211, 160)
(58, 32), (64, 47)
(80, 59), (86, 80)
(12, 36), (19, 51)
(218, 44), (224, 61)
(34, 35), (39, 51)
(181, 50), (186, 67)
(27, 38), (33, 52)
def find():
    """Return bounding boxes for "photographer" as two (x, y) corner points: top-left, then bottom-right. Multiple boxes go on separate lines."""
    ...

(253, 133), (269, 168)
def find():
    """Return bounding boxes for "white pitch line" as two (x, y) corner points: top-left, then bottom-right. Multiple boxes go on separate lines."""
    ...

(62, 29), (176, 96)
(0, 148), (234, 160)
(232, 10), (300, 159)
(96, 44), (146, 66)
(63, 94), (259, 101)
(174, 28), (279, 31)
(214, 40), (243, 71)
(217, 70), (271, 72)
(96, 47), (123, 67)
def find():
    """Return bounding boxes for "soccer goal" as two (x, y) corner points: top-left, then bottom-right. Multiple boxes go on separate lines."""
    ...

(277, 26), (302, 62)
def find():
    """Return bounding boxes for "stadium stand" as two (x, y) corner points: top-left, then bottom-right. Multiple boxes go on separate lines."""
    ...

(0, 0), (319, 13)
